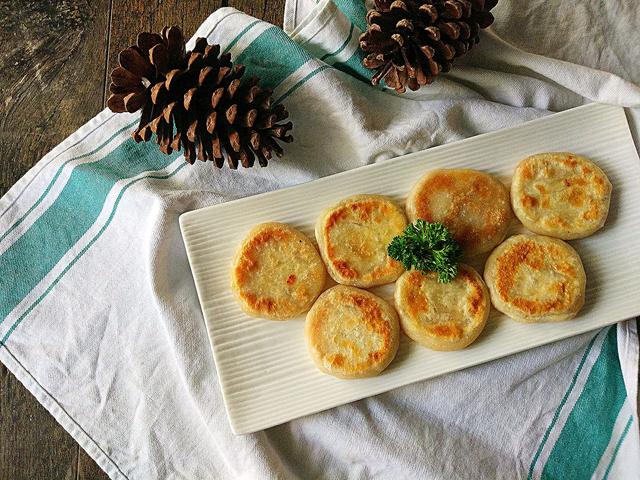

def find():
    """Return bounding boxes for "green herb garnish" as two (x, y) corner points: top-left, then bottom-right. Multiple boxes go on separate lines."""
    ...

(388, 220), (463, 283)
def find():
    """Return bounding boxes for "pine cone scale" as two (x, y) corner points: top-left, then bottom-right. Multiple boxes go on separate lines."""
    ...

(225, 104), (238, 124)
(206, 111), (218, 133)
(161, 102), (175, 123)
(243, 109), (258, 128)
(109, 83), (135, 95)
(165, 26), (185, 65)
(183, 88), (197, 110)
(150, 82), (165, 104)
(211, 88), (224, 109)
(149, 43), (169, 74)
(123, 91), (146, 113)
(106, 95), (125, 113)
(198, 66), (214, 86)
(118, 47), (155, 81)
(111, 67), (140, 87)
(228, 130), (241, 152)
(136, 32), (163, 52)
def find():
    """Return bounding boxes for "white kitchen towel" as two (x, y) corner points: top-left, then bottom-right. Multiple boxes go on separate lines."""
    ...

(1, 1), (639, 478)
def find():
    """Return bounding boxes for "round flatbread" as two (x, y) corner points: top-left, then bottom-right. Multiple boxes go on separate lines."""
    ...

(315, 194), (407, 287)
(484, 234), (586, 323)
(511, 152), (612, 239)
(231, 222), (326, 320)
(305, 286), (400, 379)
(406, 169), (512, 257)
(394, 265), (490, 351)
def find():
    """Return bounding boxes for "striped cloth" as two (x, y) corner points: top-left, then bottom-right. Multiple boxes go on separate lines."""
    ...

(1, 1), (639, 478)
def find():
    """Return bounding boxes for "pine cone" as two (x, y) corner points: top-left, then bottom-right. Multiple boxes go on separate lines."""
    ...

(360, 0), (498, 93)
(107, 26), (293, 168)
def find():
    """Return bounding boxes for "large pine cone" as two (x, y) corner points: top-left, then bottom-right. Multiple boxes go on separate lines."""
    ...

(107, 26), (293, 168)
(360, 0), (498, 93)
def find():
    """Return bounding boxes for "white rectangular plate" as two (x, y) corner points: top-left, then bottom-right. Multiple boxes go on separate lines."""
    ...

(180, 103), (640, 434)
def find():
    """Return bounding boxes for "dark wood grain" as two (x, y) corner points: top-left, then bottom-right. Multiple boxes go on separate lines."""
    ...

(0, 0), (110, 197)
(0, 1), (285, 479)
(77, 449), (110, 480)
(0, 1), (111, 478)
(0, 363), (77, 480)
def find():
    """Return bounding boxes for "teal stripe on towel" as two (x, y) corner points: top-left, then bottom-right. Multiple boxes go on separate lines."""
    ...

(0, 114), (116, 220)
(333, 51), (372, 82)
(541, 327), (626, 480)
(526, 329), (602, 480)
(0, 140), (178, 325)
(223, 19), (261, 54)
(602, 415), (634, 480)
(1, 161), (187, 345)
(275, 65), (331, 105)
(332, 0), (368, 32)
(235, 26), (312, 88)
(319, 22), (373, 82)
(0, 121), (138, 245)
(321, 23), (355, 61)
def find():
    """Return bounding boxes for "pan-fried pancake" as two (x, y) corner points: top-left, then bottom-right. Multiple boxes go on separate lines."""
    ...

(511, 152), (612, 239)
(394, 265), (490, 351)
(231, 223), (326, 320)
(406, 169), (512, 257)
(484, 234), (586, 323)
(305, 286), (400, 379)
(315, 194), (407, 287)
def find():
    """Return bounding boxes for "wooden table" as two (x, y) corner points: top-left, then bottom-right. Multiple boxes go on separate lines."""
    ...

(0, 1), (284, 478)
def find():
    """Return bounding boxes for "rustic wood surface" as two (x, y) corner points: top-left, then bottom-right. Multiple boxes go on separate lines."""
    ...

(0, 1), (284, 478)
(0, 1), (638, 479)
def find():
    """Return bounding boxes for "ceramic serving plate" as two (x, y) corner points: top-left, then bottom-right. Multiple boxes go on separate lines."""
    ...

(179, 103), (640, 434)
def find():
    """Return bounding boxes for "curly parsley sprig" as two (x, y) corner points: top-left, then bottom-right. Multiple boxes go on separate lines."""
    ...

(388, 220), (463, 283)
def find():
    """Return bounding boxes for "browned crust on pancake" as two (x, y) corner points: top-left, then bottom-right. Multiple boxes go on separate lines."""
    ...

(460, 268), (486, 317)
(484, 234), (586, 322)
(305, 286), (399, 378)
(323, 199), (397, 280)
(511, 153), (612, 239)
(405, 271), (430, 317)
(407, 169), (512, 256)
(494, 239), (572, 315)
(395, 265), (490, 351)
(317, 195), (406, 287)
(231, 223), (325, 320)
(233, 227), (292, 285)
(310, 291), (391, 369)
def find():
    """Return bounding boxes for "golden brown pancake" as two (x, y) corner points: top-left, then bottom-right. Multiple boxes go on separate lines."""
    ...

(305, 286), (400, 379)
(511, 152), (612, 239)
(394, 265), (490, 351)
(406, 169), (512, 257)
(315, 194), (407, 287)
(231, 222), (326, 320)
(484, 234), (586, 323)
